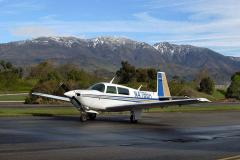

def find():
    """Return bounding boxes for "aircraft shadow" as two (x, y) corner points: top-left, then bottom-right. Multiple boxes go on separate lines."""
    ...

(35, 114), (171, 128)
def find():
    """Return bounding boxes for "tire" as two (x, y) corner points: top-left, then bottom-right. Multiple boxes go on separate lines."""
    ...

(88, 113), (97, 120)
(80, 112), (87, 122)
(130, 115), (138, 123)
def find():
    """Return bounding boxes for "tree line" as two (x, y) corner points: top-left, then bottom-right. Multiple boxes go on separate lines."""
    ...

(0, 60), (239, 102)
(0, 60), (23, 91)
(116, 61), (239, 100)
(26, 61), (102, 103)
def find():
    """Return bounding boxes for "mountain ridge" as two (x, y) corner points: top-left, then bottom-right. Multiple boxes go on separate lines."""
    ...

(0, 36), (239, 84)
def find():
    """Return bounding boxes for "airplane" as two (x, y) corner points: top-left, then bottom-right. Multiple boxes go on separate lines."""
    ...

(32, 72), (210, 123)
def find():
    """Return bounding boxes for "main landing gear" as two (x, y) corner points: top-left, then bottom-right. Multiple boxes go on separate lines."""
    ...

(130, 110), (138, 123)
(79, 112), (97, 122)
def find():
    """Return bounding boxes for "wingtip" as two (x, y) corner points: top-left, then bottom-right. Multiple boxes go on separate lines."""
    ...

(197, 98), (211, 102)
(32, 92), (43, 96)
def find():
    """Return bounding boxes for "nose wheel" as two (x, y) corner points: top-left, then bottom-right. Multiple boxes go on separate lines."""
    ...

(80, 112), (88, 122)
(80, 112), (97, 122)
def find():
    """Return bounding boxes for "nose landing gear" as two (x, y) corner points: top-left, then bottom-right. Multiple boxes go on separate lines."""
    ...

(80, 112), (88, 122)
(79, 112), (97, 122)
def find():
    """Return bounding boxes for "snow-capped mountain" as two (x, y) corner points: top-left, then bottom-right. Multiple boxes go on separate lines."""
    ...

(153, 42), (199, 56)
(0, 36), (239, 83)
(228, 56), (240, 62)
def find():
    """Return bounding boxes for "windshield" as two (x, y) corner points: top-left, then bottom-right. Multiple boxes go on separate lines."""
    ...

(89, 83), (105, 92)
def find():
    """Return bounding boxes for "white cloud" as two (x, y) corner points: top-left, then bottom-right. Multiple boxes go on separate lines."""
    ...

(39, 15), (58, 21)
(10, 26), (59, 37)
(142, 0), (240, 56)
(7, 12), (240, 56)
(3, 0), (240, 56)
(143, 0), (203, 10)
(0, 0), (43, 14)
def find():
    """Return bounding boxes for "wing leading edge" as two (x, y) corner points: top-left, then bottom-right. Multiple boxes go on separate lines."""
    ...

(105, 98), (210, 112)
(32, 92), (70, 102)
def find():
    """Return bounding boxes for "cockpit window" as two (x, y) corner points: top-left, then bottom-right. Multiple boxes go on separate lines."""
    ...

(90, 84), (105, 92)
(117, 87), (129, 95)
(106, 86), (117, 94)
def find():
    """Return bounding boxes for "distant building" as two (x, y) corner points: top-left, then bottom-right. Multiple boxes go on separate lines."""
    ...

(215, 83), (230, 90)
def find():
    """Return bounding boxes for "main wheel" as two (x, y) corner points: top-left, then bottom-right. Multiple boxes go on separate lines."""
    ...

(80, 112), (87, 122)
(88, 113), (97, 120)
(130, 114), (138, 123)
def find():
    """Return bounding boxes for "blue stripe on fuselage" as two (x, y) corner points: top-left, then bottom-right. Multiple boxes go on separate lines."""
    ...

(81, 94), (159, 103)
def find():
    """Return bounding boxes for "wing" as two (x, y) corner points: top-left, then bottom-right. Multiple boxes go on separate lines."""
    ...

(105, 98), (210, 112)
(32, 92), (70, 102)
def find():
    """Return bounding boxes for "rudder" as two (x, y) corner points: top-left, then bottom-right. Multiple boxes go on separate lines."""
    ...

(157, 72), (171, 97)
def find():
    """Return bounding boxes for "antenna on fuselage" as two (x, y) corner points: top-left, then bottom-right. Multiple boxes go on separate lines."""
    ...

(137, 85), (142, 91)
(109, 76), (116, 84)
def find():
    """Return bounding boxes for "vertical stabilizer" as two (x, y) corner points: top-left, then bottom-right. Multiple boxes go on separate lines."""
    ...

(157, 72), (171, 97)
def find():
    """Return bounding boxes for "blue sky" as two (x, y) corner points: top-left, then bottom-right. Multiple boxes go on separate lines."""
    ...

(0, 0), (240, 56)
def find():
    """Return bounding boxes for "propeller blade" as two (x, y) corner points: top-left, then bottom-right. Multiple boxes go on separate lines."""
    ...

(59, 82), (70, 92)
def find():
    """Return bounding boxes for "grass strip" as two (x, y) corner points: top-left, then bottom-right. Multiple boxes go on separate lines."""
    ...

(0, 105), (239, 117)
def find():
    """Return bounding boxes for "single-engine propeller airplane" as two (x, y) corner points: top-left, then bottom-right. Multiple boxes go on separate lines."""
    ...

(32, 72), (210, 123)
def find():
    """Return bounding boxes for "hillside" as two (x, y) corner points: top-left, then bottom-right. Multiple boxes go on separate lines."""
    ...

(0, 36), (239, 84)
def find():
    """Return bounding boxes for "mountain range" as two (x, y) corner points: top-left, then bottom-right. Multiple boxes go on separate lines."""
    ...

(0, 36), (239, 84)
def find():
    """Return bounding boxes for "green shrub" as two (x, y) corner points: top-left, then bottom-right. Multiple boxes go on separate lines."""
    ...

(199, 77), (215, 94)
(26, 62), (101, 104)
(226, 72), (240, 99)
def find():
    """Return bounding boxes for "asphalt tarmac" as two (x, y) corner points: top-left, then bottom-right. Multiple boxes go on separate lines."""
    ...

(0, 111), (240, 160)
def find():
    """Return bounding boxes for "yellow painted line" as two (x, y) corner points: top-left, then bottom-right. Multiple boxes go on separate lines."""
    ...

(218, 155), (240, 160)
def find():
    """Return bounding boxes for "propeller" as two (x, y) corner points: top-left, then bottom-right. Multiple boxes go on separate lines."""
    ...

(59, 82), (70, 92)
(59, 82), (85, 111)
(60, 82), (78, 98)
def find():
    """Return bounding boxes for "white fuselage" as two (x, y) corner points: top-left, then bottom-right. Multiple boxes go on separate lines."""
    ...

(33, 71), (209, 122)
(64, 82), (160, 111)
